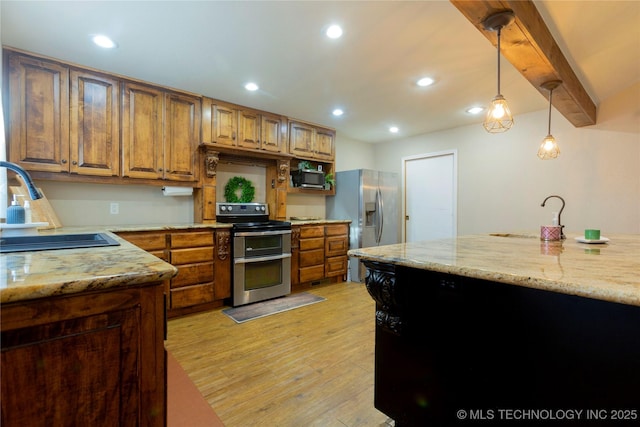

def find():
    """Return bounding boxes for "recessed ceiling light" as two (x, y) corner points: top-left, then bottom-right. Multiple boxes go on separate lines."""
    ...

(326, 25), (343, 39)
(91, 34), (117, 49)
(332, 108), (344, 117)
(417, 77), (434, 87)
(244, 82), (259, 91)
(466, 106), (485, 115)
(389, 126), (399, 133)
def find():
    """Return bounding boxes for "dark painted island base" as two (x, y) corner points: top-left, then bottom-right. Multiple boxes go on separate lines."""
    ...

(363, 261), (640, 426)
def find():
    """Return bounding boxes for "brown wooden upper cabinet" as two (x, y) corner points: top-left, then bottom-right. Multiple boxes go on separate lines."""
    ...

(202, 97), (284, 153)
(7, 51), (119, 177)
(288, 121), (335, 161)
(122, 82), (200, 182)
(70, 70), (121, 176)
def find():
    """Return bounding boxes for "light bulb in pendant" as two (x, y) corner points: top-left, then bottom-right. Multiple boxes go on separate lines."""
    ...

(481, 10), (515, 134)
(538, 135), (560, 160)
(538, 80), (562, 160)
(483, 94), (513, 133)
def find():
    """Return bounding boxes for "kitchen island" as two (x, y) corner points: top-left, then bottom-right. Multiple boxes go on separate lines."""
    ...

(349, 233), (640, 426)
(1, 232), (178, 426)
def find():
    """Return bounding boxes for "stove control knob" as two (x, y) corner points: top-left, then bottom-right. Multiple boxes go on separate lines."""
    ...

(227, 206), (233, 211)
(255, 206), (260, 211)
(220, 206), (226, 211)
(261, 206), (266, 211)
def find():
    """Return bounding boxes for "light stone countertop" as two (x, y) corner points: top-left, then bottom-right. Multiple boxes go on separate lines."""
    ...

(1, 231), (178, 304)
(289, 219), (351, 226)
(348, 233), (640, 307)
(1, 219), (350, 304)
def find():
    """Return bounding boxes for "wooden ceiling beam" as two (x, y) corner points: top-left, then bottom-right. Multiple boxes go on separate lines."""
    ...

(450, 0), (597, 127)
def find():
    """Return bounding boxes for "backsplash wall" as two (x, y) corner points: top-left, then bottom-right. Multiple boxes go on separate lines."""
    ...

(38, 181), (194, 226)
(36, 161), (327, 226)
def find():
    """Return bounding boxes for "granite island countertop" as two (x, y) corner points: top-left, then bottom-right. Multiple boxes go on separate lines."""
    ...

(348, 233), (640, 307)
(1, 231), (178, 304)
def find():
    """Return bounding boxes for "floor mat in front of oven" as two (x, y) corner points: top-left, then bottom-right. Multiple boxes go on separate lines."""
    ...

(222, 292), (326, 323)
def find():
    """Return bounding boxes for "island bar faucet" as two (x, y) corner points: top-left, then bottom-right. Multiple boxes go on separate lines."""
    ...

(1, 161), (43, 200)
(541, 195), (566, 239)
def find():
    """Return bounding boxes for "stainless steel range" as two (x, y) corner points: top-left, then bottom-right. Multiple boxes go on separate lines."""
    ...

(216, 202), (292, 307)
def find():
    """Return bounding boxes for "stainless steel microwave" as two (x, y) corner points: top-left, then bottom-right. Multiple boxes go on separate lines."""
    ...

(292, 169), (325, 189)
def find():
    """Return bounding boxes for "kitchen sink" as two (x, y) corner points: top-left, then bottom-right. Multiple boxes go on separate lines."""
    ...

(0, 233), (120, 253)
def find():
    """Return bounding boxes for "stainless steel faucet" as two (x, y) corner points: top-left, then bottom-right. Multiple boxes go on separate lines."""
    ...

(1, 161), (43, 200)
(541, 195), (565, 239)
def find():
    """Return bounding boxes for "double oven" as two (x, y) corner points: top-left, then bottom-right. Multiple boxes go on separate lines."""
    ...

(217, 203), (291, 306)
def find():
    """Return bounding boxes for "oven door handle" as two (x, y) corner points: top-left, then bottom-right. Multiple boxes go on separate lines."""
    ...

(233, 229), (292, 237)
(234, 253), (292, 264)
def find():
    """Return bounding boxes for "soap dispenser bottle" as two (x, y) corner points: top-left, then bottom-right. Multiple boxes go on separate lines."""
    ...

(7, 195), (26, 224)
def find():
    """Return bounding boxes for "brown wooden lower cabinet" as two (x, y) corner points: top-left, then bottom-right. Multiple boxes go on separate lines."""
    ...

(1, 283), (166, 427)
(293, 223), (349, 287)
(298, 225), (325, 283)
(325, 224), (348, 279)
(117, 228), (231, 317)
(169, 232), (215, 309)
(117, 224), (348, 314)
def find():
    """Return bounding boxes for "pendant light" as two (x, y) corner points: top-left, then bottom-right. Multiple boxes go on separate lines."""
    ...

(537, 80), (562, 160)
(482, 10), (515, 133)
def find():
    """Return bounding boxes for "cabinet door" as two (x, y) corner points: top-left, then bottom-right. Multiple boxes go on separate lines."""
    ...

(325, 255), (348, 278)
(288, 121), (315, 158)
(325, 235), (348, 257)
(1, 286), (166, 427)
(164, 92), (200, 182)
(314, 127), (335, 160)
(237, 109), (260, 149)
(7, 53), (69, 172)
(212, 102), (238, 146)
(70, 70), (120, 176)
(122, 82), (164, 179)
(261, 113), (282, 152)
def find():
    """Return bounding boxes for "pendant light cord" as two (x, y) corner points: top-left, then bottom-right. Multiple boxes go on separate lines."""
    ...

(548, 88), (553, 135)
(496, 27), (502, 95)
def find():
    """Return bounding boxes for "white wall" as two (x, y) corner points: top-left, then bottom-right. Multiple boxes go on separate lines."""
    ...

(372, 83), (640, 236)
(335, 134), (376, 172)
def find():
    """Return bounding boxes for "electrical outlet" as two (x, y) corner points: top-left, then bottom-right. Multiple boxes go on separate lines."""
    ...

(110, 202), (119, 215)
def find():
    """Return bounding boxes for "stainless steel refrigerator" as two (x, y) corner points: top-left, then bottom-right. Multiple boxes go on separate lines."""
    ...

(327, 169), (400, 282)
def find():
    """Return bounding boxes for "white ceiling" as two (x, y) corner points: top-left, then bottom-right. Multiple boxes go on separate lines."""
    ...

(2, 1), (639, 143)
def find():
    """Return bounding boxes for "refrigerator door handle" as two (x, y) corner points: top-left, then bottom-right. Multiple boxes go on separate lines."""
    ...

(376, 186), (384, 244)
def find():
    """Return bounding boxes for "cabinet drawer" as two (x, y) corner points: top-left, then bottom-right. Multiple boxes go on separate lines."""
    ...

(325, 235), (348, 257)
(325, 224), (348, 236)
(171, 262), (214, 288)
(170, 231), (213, 249)
(299, 265), (325, 283)
(325, 255), (348, 277)
(299, 248), (325, 267)
(149, 250), (169, 262)
(170, 283), (214, 309)
(299, 237), (324, 251)
(170, 247), (214, 265)
(300, 226), (324, 238)
(118, 232), (167, 251)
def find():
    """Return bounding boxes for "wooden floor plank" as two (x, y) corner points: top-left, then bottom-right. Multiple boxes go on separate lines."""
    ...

(166, 281), (391, 427)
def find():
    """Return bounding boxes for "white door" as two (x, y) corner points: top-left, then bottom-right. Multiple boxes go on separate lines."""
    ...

(403, 150), (457, 242)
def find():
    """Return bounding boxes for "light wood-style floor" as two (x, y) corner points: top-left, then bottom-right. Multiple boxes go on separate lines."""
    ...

(166, 281), (391, 427)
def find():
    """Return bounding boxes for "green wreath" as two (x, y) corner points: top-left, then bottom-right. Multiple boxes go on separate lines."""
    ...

(224, 176), (255, 203)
